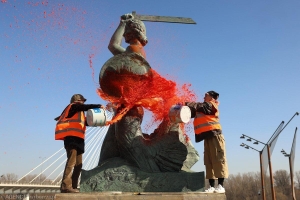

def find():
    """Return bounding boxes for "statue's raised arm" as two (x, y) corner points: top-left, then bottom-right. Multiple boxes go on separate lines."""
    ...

(108, 13), (148, 58)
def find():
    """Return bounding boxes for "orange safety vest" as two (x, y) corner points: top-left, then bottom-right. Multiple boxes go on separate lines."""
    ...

(193, 101), (222, 135)
(55, 104), (86, 140)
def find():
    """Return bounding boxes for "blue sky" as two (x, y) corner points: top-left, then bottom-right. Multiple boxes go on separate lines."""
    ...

(0, 0), (299, 178)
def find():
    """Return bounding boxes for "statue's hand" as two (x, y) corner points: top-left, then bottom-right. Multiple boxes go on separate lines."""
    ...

(120, 13), (134, 21)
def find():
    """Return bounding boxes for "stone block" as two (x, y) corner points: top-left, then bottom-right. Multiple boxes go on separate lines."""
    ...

(80, 157), (205, 192)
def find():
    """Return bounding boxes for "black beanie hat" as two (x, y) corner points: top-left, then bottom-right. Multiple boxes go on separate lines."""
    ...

(207, 91), (219, 100)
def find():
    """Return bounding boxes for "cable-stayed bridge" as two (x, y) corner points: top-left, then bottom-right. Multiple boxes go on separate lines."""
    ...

(0, 111), (114, 196)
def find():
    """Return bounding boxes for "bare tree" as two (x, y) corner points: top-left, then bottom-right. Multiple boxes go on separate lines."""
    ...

(273, 170), (291, 197)
(225, 172), (262, 200)
(0, 173), (18, 183)
(0, 174), (4, 182)
(295, 171), (300, 189)
(295, 186), (300, 199)
(225, 171), (297, 200)
(18, 174), (52, 184)
(54, 175), (63, 185)
(18, 174), (39, 184)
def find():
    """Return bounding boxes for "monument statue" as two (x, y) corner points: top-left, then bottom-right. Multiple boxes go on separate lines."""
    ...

(80, 12), (204, 192)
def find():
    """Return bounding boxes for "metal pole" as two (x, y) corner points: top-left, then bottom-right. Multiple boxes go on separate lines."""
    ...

(289, 156), (296, 200)
(267, 145), (276, 200)
(259, 151), (266, 200)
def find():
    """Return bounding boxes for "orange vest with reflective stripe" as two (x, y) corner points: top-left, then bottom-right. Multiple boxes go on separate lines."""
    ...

(193, 101), (221, 135)
(55, 104), (86, 140)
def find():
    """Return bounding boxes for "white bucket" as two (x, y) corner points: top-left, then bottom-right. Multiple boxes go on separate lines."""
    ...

(86, 108), (106, 126)
(169, 105), (191, 123)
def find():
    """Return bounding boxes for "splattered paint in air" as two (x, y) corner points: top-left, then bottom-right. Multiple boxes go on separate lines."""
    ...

(2, 1), (196, 138)
(97, 62), (196, 133)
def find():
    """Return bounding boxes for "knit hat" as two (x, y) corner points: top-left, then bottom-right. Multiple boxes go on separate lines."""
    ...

(206, 91), (219, 100)
(70, 94), (86, 103)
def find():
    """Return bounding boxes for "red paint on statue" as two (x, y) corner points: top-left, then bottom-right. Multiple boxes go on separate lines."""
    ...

(97, 68), (196, 126)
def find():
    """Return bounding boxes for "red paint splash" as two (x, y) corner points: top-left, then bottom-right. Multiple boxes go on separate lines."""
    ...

(97, 68), (196, 127)
(89, 54), (99, 87)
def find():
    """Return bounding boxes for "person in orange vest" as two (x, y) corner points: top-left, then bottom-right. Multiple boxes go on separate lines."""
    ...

(54, 94), (103, 193)
(185, 91), (228, 193)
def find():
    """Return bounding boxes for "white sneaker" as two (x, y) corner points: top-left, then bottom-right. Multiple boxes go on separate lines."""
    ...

(214, 184), (225, 193)
(204, 186), (215, 193)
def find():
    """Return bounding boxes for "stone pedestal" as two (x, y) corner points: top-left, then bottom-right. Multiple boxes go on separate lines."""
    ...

(80, 157), (205, 192)
(55, 192), (226, 200)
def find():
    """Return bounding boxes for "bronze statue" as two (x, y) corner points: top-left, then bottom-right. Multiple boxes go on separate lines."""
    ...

(80, 13), (203, 192)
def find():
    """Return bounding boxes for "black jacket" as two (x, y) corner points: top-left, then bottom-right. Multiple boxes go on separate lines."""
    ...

(55, 103), (102, 153)
(185, 101), (222, 142)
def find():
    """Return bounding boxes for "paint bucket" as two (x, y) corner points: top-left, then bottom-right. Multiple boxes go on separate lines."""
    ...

(86, 108), (106, 126)
(169, 105), (191, 123)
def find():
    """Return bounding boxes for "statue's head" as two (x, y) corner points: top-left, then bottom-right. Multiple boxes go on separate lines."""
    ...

(123, 19), (148, 46)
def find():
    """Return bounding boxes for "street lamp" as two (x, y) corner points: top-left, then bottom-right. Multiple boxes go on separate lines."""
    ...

(243, 134), (276, 200)
(280, 127), (297, 200)
(240, 142), (266, 200)
(241, 134), (267, 145)
(281, 149), (289, 157)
